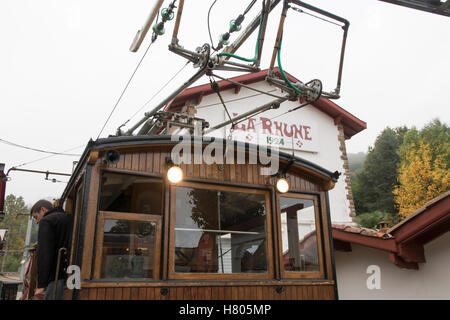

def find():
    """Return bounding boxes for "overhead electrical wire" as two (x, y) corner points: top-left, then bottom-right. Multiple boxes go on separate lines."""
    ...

(96, 7), (167, 139)
(251, 101), (311, 129)
(196, 89), (278, 109)
(207, 0), (220, 52)
(119, 60), (191, 130)
(0, 138), (81, 156)
(211, 73), (286, 99)
(243, 0), (258, 15)
(12, 144), (85, 169)
(290, 6), (343, 27)
(96, 37), (156, 139)
(209, 76), (233, 123)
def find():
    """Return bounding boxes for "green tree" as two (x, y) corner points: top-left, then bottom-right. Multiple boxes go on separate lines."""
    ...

(356, 211), (401, 229)
(352, 127), (406, 215)
(0, 194), (29, 272)
(394, 119), (449, 218)
(399, 119), (449, 169)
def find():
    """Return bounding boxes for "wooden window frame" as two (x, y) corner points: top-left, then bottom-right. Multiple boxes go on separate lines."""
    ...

(276, 192), (325, 279)
(69, 180), (84, 266)
(168, 181), (274, 281)
(93, 211), (162, 280)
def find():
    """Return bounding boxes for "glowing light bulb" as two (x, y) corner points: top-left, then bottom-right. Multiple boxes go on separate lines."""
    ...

(276, 177), (289, 193)
(167, 166), (183, 184)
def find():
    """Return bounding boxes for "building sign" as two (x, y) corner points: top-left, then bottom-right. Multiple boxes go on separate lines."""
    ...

(231, 114), (319, 153)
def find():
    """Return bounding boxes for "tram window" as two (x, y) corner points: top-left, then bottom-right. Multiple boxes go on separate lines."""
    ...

(99, 172), (163, 214)
(100, 219), (158, 279)
(279, 196), (320, 273)
(173, 185), (269, 275)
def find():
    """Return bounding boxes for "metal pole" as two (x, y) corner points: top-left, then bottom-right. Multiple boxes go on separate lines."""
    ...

(130, 0), (165, 52)
(22, 218), (33, 260)
(222, 0), (282, 59)
(128, 42), (211, 136)
(172, 0), (185, 43)
(335, 23), (349, 95)
(204, 96), (289, 135)
(254, 0), (272, 67)
(211, 73), (286, 99)
(289, 0), (349, 24)
(133, 67), (208, 135)
(52, 247), (67, 300)
(217, 191), (224, 273)
(288, 0), (350, 96)
(6, 168), (71, 177)
(269, 1), (289, 71)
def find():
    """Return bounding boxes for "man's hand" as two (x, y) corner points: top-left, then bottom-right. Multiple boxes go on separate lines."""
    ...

(33, 287), (45, 300)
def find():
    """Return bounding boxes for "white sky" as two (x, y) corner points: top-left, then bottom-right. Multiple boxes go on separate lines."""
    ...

(0, 0), (449, 205)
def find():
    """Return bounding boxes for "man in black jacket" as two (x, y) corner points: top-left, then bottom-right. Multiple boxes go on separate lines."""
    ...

(30, 199), (73, 300)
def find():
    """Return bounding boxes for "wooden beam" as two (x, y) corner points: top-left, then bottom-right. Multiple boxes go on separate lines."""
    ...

(398, 242), (426, 263)
(333, 239), (352, 252)
(88, 151), (99, 165)
(389, 253), (419, 270)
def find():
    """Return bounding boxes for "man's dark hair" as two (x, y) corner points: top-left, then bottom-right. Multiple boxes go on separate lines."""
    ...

(30, 199), (54, 215)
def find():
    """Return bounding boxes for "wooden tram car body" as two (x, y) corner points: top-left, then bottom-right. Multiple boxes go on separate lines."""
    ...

(60, 135), (339, 300)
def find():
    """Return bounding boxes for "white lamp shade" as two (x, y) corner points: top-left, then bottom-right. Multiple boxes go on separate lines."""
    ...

(167, 166), (183, 184)
(276, 177), (289, 193)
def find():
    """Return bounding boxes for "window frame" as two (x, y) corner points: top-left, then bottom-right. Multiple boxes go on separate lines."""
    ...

(69, 179), (84, 266)
(168, 181), (274, 280)
(93, 211), (162, 280)
(276, 192), (325, 279)
(92, 170), (165, 281)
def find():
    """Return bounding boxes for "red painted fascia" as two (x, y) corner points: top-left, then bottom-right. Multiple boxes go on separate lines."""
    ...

(389, 194), (450, 244)
(332, 229), (397, 252)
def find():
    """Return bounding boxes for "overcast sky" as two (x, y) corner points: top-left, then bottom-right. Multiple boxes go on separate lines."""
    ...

(1, 0), (449, 205)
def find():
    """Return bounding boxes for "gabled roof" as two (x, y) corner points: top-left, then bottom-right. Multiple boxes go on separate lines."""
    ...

(166, 68), (367, 139)
(332, 191), (450, 269)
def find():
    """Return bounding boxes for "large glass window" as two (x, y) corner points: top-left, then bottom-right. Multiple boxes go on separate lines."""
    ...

(99, 172), (163, 214)
(172, 184), (270, 276)
(279, 195), (322, 277)
(100, 218), (159, 279)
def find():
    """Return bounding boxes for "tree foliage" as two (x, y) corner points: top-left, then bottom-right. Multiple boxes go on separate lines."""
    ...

(394, 119), (450, 218)
(347, 152), (366, 182)
(352, 127), (406, 215)
(0, 194), (29, 272)
(356, 211), (401, 229)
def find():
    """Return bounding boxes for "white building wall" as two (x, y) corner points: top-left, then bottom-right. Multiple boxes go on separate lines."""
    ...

(334, 231), (450, 300)
(195, 81), (353, 224)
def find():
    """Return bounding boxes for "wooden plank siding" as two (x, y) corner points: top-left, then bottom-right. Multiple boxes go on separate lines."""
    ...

(73, 145), (336, 301)
(102, 147), (320, 192)
(77, 285), (334, 300)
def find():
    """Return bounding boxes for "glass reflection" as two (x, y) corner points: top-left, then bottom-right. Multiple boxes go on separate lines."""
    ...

(280, 197), (320, 272)
(100, 172), (162, 214)
(174, 187), (268, 274)
(100, 219), (156, 279)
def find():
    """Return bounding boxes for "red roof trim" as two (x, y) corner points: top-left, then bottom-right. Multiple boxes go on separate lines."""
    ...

(166, 68), (366, 139)
(332, 228), (397, 252)
(389, 192), (450, 244)
(332, 191), (450, 270)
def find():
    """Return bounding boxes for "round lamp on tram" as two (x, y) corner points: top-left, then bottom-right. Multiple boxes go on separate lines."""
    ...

(167, 165), (183, 184)
(276, 177), (289, 193)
